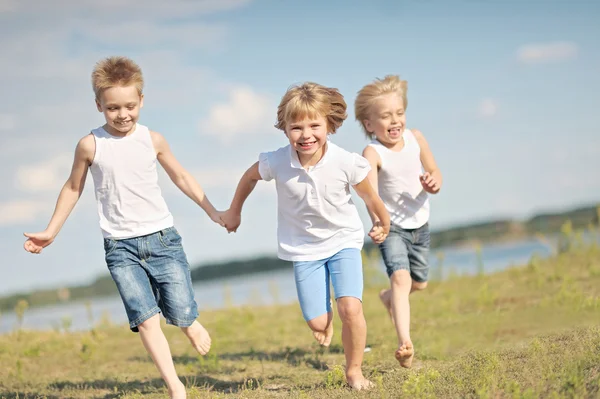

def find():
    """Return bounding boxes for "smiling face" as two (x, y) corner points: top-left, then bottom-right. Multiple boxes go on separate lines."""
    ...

(96, 85), (144, 137)
(285, 114), (329, 167)
(363, 93), (406, 148)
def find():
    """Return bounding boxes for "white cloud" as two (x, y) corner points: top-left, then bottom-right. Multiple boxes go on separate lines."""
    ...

(199, 86), (277, 143)
(478, 98), (498, 118)
(16, 153), (73, 193)
(0, 113), (16, 130)
(0, 200), (49, 226)
(517, 41), (579, 64)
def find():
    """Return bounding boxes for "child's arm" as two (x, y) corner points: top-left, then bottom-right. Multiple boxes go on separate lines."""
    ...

(221, 162), (262, 233)
(151, 131), (223, 226)
(413, 129), (443, 194)
(361, 146), (383, 224)
(23, 135), (94, 254)
(353, 177), (390, 244)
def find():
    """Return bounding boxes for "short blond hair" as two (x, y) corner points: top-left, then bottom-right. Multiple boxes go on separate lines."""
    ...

(275, 82), (347, 133)
(354, 75), (408, 138)
(91, 56), (144, 99)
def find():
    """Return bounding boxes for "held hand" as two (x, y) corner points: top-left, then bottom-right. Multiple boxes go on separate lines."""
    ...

(368, 221), (389, 244)
(220, 209), (241, 233)
(420, 172), (440, 194)
(23, 231), (55, 254)
(209, 210), (227, 227)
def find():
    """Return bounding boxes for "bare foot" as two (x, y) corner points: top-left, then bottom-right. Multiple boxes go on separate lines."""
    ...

(168, 380), (186, 399)
(379, 288), (393, 319)
(395, 341), (414, 368)
(183, 321), (211, 355)
(347, 374), (374, 390)
(312, 321), (334, 347)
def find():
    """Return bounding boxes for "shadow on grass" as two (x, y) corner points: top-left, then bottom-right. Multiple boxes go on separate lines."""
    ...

(219, 346), (333, 370)
(46, 375), (264, 397)
(0, 392), (62, 399)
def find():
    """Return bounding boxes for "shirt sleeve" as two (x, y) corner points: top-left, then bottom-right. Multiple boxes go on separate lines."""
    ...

(348, 153), (371, 185)
(258, 152), (274, 181)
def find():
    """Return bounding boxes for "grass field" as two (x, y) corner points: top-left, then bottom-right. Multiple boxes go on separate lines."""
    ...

(1, 234), (600, 398)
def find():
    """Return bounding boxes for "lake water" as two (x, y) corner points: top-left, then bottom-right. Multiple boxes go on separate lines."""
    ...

(0, 238), (557, 334)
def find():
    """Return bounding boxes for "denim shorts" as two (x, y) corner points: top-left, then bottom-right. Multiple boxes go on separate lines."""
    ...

(103, 226), (199, 332)
(378, 222), (430, 282)
(292, 248), (363, 321)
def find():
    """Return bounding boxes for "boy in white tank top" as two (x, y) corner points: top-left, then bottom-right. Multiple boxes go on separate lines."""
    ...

(220, 82), (390, 390)
(355, 75), (443, 368)
(22, 56), (223, 399)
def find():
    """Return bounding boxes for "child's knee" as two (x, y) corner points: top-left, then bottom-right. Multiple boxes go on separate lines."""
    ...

(336, 297), (363, 323)
(412, 281), (428, 291)
(390, 269), (412, 290)
(307, 312), (332, 332)
(137, 314), (160, 331)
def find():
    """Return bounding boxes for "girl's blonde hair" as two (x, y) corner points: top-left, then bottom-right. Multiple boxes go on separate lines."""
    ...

(355, 75), (407, 138)
(275, 82), (347, 133)
(92, 56), (144, 99)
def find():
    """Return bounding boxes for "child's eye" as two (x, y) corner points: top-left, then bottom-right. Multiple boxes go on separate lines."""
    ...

(127, 107), (135, 110)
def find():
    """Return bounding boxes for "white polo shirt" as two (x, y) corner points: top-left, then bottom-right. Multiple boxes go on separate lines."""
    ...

(258, 141), (371, 262)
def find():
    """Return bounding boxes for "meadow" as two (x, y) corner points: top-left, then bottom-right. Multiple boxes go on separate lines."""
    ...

(1, 226), (600, 398)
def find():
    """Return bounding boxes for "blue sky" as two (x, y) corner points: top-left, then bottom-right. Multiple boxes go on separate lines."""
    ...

(1, 0), (598, 295)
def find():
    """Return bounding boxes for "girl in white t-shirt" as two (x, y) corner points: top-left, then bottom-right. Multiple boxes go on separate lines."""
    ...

(355, 75), (443, 368)
(221, 82), (390, 390)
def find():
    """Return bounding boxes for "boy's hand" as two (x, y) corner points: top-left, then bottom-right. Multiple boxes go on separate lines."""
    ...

(220, 209), (241, 233)
(420, 172), (440, 194)
(368, 221), (389, 244)
(23, 231), (55, 254)
(209, 210), (227, 227)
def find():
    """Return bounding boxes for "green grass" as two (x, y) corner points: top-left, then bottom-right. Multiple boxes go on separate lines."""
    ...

(2, 241), (600, 398)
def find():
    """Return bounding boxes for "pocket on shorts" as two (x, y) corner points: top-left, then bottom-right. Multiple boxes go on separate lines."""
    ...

(416, 223), (431, 247)
(103, 238), (119, 256)
(159, 228), (183, 249)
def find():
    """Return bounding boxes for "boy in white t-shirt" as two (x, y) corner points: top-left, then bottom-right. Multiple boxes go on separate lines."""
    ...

(355, 75), (443, 368)
(23, 56), (222, 399)
(221, 82), (390, 390)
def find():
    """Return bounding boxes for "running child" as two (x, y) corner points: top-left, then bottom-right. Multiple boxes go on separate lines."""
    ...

(220, 82), (390, 390)
(355, 75), (443, 368)
(23, 56), (222, 399)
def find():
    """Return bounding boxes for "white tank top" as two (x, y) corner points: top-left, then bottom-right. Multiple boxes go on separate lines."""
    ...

(90, 124), (174, 239)
(368, 129), (430, 229)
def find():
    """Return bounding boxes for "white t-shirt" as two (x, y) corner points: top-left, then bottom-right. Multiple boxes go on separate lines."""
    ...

(90, 124), (174, 239)
(367, 129), (430, 229)
(258, 141), (371, 261)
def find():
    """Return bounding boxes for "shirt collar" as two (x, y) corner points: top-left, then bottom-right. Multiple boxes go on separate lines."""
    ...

(289, 138), (332, 170)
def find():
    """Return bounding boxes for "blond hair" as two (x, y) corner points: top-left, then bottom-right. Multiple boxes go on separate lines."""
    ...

(275, 82), (347, 133)
(354, 75), (408, 138)
(91, 56), (144, 99)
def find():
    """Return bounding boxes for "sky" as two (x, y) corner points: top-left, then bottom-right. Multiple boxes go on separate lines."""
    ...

(1, 0), (599, 296)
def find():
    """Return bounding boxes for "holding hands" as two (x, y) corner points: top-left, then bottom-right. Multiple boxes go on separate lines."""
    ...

(368, 220), (389, 244)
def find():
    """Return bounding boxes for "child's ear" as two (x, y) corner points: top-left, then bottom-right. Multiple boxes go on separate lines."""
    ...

(363, 119), (372, 133)
(95, 99), (102, 112)
(139, 94), (144, 109)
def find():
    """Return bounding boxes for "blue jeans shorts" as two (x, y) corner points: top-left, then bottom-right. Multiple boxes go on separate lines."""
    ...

(378, 222), (430, 282)
(292, 248), (363, 322)
(103, 226), (199, 332)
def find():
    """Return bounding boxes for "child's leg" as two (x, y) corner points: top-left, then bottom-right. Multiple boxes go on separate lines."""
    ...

(293, 257), (334, 346)
(138, 314), (186, 399)
(378, 226), (420, 367)
(329, 248), (372, 390)
(104, 236), (185, 398)
(146, 227), (211, 355)
(389, 269), (414, 367)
